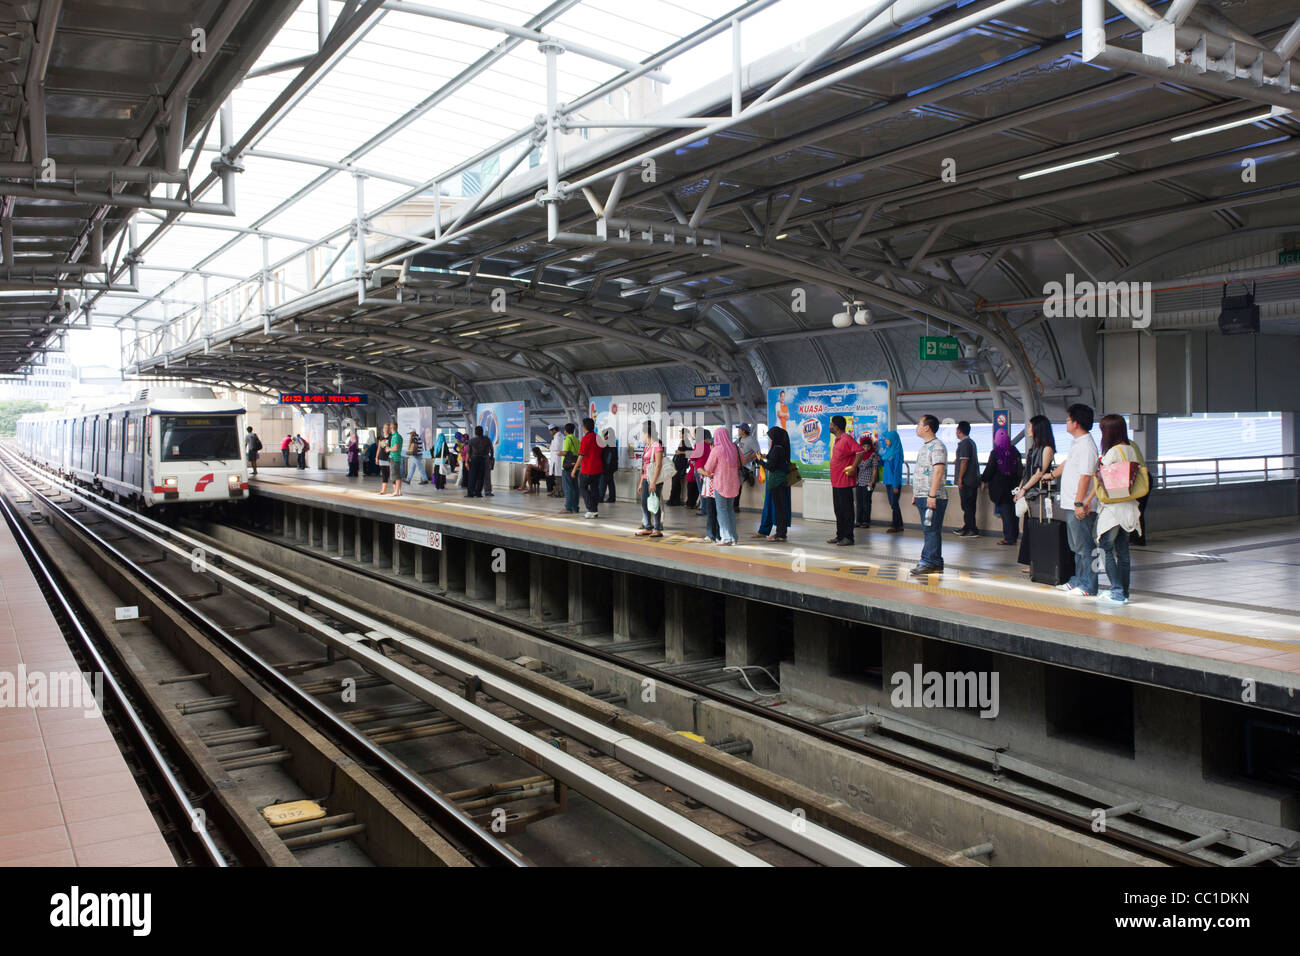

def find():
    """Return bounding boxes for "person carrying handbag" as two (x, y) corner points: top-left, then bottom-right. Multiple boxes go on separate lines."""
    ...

(1090, 414), (1147, 605)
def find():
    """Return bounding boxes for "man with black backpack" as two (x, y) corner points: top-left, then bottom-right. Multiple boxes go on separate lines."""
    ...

(245, 426), (262, 476)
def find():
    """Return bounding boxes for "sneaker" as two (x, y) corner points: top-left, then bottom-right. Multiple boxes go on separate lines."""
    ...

(836, 539), (854, 546)
(584, 512), (598, 519)
(1098, 592), (1130, 605)
(909, 564), (937, 576)
(949, 528), (964, 535)
(826, 537), (841, 544)
(1055, 582), (1077, 592)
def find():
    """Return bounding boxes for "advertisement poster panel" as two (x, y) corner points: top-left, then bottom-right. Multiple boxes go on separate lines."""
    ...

(475, 401), (526, 463)
(587, 394), (665, 468)
(767, 381), (891, 480)
(396, 406), (434, 455)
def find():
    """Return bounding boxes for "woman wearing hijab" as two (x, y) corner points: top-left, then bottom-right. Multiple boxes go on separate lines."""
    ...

(687, 429), (711, 513)
(346, 430), (360, 477)
(980, 429), (1023, 545)
(854, 433), (881, 529)
(668, 437), (690, 506)
(758, 426), (791, 541)
(697, 428), (741, 545)
(879, 430), (905, 532)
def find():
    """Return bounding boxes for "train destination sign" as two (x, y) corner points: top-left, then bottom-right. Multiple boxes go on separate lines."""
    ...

(279, 393), (368, 405)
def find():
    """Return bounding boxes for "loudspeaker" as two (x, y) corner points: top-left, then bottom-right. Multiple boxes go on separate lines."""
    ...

(1218, 282), (1260, 335)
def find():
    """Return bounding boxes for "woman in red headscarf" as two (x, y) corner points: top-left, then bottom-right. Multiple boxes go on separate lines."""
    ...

(854, 433), (881, 529)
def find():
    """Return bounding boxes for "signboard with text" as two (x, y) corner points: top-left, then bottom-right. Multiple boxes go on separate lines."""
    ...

(394, 524), (442, 550)
(918, 336), (960, 361)
(694, 383), (731, 399)
(767, 381), (892, 480)
(280, 393), (367, 405)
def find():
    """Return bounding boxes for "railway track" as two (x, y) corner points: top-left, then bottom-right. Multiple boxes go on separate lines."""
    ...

(221, 479), (1293, 867)
(1, 447), (917, 867)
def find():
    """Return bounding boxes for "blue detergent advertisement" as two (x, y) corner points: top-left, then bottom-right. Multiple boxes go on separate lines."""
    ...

(767, 381), (892, 480)
(476, 401), (526, 463)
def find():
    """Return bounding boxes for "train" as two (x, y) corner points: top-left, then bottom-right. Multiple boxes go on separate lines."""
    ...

(14, 387), (250, 509)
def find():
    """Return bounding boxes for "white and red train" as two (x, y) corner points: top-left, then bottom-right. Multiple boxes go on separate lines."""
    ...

(15, 387), (250, 509)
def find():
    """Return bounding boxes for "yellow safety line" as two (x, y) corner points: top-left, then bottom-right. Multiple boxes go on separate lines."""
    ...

(255, 478), (1300, 657)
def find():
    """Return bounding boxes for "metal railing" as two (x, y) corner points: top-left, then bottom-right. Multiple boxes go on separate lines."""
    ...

(1145, 453), (1297, 490)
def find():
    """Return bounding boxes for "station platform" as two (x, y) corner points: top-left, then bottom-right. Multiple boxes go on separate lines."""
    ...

(0, 511), (175, 867)
(248, 468), (1300, 716)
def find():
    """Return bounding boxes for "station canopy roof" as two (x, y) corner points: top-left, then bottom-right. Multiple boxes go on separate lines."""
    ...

(14, 1), (1300, 424)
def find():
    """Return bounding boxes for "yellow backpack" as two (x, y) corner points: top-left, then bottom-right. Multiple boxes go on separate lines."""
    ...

(1095, 442), (1150, 504)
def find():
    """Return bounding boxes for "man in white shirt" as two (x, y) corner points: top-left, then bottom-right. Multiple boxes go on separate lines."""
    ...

(1049, 403), (1099, 595)
(547, 424), (564, 497)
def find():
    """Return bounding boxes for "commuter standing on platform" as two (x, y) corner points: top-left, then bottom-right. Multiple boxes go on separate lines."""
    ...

(827, 416), (863, 546)
(548, 424), (564, 497)
(1013, 415), (1058, 573)
(482, 438), (495, 497)
(560, 423), (580, 513)
(755, 426), (791, 541)
(854, 433), (880, 529)
(376, 423), (392, 495)
(879, 429), (905, 532)
(405, 429), (426, 485)
(1092, 413), (1142, 605)
(689, 441), (712, 533)
(735, 423), (760, 514)
(635, 420), (665, 538)
(910, 414), (948, 575)
(668, 437), (689, 506)
(1049, 403), (1099, 596)
(980, 428), (1022, 545)
(575, 417), (603, 518)
(953, 421), (979, 536)
(692, 429), (712, 515)
(281, 434), (292, 468)
(600, 429), (618, 504)
(467, 425), (492, 498)
(244, 426), (261, 477)
(346, 430), (360, 477)
(387, 423), (403, 498)
(697, 426), (741, 545)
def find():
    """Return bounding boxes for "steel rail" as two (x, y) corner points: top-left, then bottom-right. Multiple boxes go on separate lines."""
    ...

(0, 482), (228, 866)
(0, 453), (524, 868)
(231, 479), (1222, 868)
(0, 452), (801, 866)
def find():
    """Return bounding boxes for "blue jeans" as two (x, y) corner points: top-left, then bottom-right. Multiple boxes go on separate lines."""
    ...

(913, 497), (947, 568)
(715, 494), (737, 543)
(562, 472), (579, 512)
(702, 496), (719, 540)
(406, 453), (424, 483)
(1065, 510), (1099, 594)
(885, 485), (903, 529)
(639, 479), (663, 531)
(1098, 525), (1130, 598)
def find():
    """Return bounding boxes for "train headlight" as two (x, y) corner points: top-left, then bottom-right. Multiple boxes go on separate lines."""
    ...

(164, 477), (178, 487)
(227, 474), (241, 486)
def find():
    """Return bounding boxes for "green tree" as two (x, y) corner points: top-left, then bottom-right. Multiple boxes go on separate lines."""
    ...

(0, 400), (47, 437)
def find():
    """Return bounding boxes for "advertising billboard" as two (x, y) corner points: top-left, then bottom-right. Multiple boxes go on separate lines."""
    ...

(396, 406), (434, 456)
(588, 393), (665, 468)
(767, 381), (892, 480)
(475, 401), (526, 463)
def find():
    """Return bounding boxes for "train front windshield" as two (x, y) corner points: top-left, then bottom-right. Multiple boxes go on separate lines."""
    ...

(159, 416), (240, 462)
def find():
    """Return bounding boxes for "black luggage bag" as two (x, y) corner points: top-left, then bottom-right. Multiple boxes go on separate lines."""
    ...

(1028, 487), (1074, 586)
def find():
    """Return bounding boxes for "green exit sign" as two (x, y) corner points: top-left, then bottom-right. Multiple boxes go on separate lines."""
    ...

(919, 336), (961, 361)
(1280, 249), (1300, 265)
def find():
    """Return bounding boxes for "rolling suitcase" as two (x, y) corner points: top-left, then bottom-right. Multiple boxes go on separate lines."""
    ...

(1028, 490), (1074, 586)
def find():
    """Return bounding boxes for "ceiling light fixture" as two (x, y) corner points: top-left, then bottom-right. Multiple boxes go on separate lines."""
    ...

(1170, 106), (1290, 142)
(852, 301), (871, 325)
(831, 301), (852, 328)
(1018, 151), (1120, 180)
